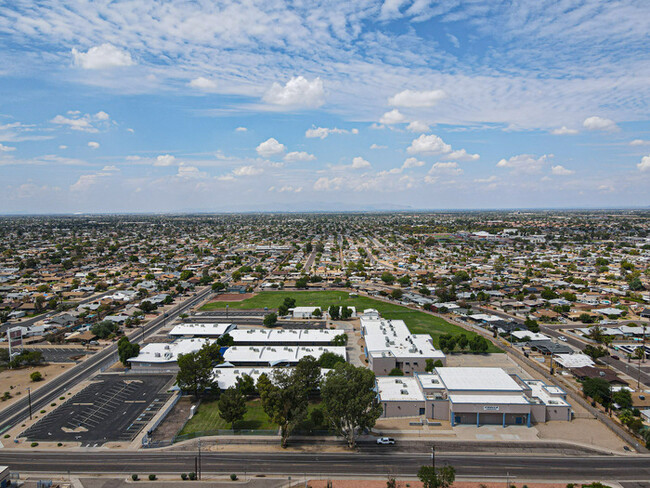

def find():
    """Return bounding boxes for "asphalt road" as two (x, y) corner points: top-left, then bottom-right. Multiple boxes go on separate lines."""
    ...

(0, 286), (213, 435)
(1, 451), (649, 480)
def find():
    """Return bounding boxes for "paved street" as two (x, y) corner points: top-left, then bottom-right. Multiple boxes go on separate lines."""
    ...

(1, 451), (649, 480)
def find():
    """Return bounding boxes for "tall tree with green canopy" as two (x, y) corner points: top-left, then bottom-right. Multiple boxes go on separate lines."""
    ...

(321, 362), (383, 448)
(176, 347), (214, 398)
(218, 387), (247, 429)
(117, 336), (140, 367)
(258, 369), (308, 448)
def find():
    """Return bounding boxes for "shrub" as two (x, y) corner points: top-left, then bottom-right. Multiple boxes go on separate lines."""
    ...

(148, 474), (156, 481)
(40, 410), (46, 414)
(50, 403), (56, 407)
(188, 472), (196, 480)
(131, 474), (139, 481)
(30, 371), (43, 382)
(57, 443), (62, 447)
(181, 473), (188, 480)
(3, 434), (9, 439)
(30, 442), (39, 447)
(230, 474), (238, 481)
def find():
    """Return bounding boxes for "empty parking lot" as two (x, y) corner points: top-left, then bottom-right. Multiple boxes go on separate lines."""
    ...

(22, 373), (174, 446)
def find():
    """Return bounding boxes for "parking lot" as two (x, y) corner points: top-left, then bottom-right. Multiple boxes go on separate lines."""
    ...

(22, 373), (174, 446)
(27, 347), (89, 363)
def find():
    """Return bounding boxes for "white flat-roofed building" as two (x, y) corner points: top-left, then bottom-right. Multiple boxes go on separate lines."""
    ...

(229, 328), (339, 346)
(129, 337), (213, 372)
(291, 307), (323, 319)
(361, 316), (445, 375)
(375, 367), (571, 427)
(223, 345), (347, 366)
(169, 322), (236, 338)
(212, 366), (331, 390)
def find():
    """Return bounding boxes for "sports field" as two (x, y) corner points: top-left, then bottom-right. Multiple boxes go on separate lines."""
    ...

(201, 290), (501, 352)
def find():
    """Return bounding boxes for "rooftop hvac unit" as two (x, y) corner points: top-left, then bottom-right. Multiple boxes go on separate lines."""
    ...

(164, 352), (172, 359)
(400, 389), (409, 395)
(164, 345), (170, 350)
(154, 352), (161, 357)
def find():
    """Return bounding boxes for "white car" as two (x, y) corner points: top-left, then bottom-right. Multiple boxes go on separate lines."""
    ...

(376, 437), (396, 445)
(558, 336), (567, 342)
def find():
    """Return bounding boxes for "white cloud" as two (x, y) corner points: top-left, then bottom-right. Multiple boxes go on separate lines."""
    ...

(474, 176), (498, 184)
(256, 138), (286, 158)
(51, 114), (97, 132)
(351, 156), (371, 169)
(217, 174), (235, 181)
(551, 126), (578, 135)
(583, 116), (619, 132)
(379, 109), (405, 125)
(87, 141), (100, 149)
(0, 143), (15, 152)
(305, 126), (354, 139)
(71, 43), (134, 69)
(402, 157), (425, 169)
(263, 76), (325, 108)
(388, 89), (446, 107)
(94, 111), (110, 121)
(233, 165), (263, 176)
(313, 176), (344, 191)
(638, 155), (650, 172)
(102, 165), (119, 171)
(406, 121), (430, 133)
(442, 149), (479, 161)
(284, 151), (316, 163)
(235, 127), (248, 132)
(429, 161), (463, 175)
(189, 76), (218, 92)
(551, 165), (575, 175)
(407, 134), (451, 155)
(446, 33), (460, 48)
(126, 155), (141, 161)
(70, 172), (111, 192)
(370, 144), (387, 150)
(154, 154), (176, 166)
(630, 139), (650, 146)
(177, 163), (207, 179)
(58, 145), (67, 150)
(497, 154), (550, 173)
(126, 128), (135, 133)
(270, 185), (303, 193)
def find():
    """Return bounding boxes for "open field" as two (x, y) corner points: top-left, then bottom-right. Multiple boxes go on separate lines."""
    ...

(201, 291), (501, 352)
(179, 398), (277, 433)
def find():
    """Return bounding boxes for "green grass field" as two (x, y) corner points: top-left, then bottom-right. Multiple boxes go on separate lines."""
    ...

(201, 290), (501, 352)
(178, 398), (327, 436)
(179, 398), (277, 433)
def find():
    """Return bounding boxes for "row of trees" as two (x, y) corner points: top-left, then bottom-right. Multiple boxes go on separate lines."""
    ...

(438, 334), (489, 354)
(217, 359), (381, 448)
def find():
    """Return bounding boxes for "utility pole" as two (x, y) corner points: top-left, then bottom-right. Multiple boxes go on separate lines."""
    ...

(198, 438), (202, 480)
(431, 444), (435, 470)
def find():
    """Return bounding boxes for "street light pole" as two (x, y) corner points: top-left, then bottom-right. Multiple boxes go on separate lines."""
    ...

(27, 387), (32, 420)
(431, 444), (435, 470)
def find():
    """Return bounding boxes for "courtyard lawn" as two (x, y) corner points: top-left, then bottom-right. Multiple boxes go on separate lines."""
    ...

(201, 290), (501, 352)
(179, 398), (277, 434)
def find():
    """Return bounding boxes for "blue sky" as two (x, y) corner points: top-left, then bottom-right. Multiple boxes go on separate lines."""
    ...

(1, 0), (649, 213)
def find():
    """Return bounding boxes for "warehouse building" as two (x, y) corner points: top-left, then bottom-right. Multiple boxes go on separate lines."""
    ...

(361, 312), (445, 375)
(223, 345), (346, 366)
(376, 367), (571, 427)
(228, 328), (340, 346)
(168, 322), (236, 338)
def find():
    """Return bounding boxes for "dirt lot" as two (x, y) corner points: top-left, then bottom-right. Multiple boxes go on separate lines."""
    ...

(150, 396), (194, 442)
(0, 362), (75, 409)
(210, 293), (256, 302)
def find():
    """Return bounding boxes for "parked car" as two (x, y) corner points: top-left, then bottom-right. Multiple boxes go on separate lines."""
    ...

(376, 437), (396, 445)
(611, 355), (620, 360)
(558, 336), (567, 342)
